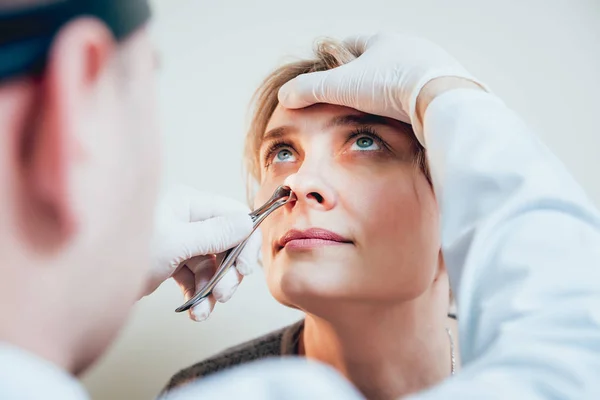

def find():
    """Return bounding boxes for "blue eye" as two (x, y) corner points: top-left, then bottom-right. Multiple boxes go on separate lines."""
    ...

(273, 148), (296, 163)
(351, 136), (380, 151)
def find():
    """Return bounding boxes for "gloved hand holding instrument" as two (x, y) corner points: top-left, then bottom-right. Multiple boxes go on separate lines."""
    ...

(146, 185), (261, 322)
(175, 185), (296, 314)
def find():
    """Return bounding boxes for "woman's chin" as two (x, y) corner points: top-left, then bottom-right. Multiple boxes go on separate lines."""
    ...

(265, 257), (368, 308)
(270, 274), (355, 308)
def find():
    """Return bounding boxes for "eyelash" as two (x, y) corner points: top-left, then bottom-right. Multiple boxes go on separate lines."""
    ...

(262, 139), (291, 167)
(345, 127), (389, 150)
(262, 127), (389, 167)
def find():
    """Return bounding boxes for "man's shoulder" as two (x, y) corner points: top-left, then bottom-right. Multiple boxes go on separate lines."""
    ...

(163, 321), (303, 393)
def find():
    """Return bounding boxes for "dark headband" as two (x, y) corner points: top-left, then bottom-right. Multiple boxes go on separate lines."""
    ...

(0, 0), (152, 82)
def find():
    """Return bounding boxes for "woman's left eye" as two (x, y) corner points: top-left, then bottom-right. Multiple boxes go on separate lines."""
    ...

(350, 136), (380, 151)
(273, 148), (296, 163)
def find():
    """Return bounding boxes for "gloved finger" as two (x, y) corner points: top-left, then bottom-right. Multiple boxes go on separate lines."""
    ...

(277, 33), (381, 111)
(187, 253), (242, 304)
(278, 60), (362, 111)
(179, 213), (253, 257)
(189, 256), (219, 322)
(278, 34), (379, 109)
(173, 258), (217, 322)
(182, 254), (214, 278)
(172, 264), (196, 302)
(212, 267), (243, 303)
(235, 228), (262, 276)
(189, 295), (216, 322)
(278, 68), (333, 110)
(186, 254), (218, 289)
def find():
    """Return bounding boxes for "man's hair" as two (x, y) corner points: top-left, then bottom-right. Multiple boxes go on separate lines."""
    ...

(0, 0), (151, 82)
(243, 38), (430, 201)
(0, 0), (62, 11)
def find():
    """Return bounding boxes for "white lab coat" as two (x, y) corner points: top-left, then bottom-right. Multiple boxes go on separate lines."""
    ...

(0, 344), (90, 400)
(407, 89), (600, 399)
(0, 343), (362, 399)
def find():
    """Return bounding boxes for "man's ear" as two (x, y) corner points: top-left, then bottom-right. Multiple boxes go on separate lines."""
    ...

(18, 18), (116, 250)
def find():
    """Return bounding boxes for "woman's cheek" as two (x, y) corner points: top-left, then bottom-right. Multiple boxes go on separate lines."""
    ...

(255, 176), (282, 208)
(259, 166), (296, 193)
(260, 229), (272, 265)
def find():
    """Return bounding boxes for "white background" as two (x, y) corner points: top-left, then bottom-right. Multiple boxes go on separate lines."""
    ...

(82, 1), (600, 398)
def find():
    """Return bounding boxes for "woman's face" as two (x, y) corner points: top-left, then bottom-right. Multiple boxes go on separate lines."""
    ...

(254, 103), (442, 308)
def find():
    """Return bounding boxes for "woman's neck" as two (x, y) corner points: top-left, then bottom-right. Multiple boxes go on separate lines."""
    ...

(299, 300), (452, 400)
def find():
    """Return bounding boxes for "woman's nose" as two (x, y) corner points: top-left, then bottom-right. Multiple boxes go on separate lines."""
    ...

(284, 170), (337, 211)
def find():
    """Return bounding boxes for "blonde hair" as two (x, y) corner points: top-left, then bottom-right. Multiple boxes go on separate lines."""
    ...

(244, 38), (430, 202)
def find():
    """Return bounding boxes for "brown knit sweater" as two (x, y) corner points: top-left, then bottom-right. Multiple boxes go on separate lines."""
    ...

(162, 320), (305, 394)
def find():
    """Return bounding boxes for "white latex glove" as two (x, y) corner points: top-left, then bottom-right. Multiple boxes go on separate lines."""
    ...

(278, 32), (488, 145)
(146, 185), (261, 322)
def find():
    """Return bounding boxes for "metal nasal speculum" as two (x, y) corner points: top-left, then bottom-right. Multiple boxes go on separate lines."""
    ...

(175, 185), (296, 313)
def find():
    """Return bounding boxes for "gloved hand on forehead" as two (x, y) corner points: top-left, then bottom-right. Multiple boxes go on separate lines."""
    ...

(145, 185), (261, 322)
(278, 32), (488, 145)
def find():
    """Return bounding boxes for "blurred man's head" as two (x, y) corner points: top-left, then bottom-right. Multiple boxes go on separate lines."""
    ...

(0, 0), (159, 374)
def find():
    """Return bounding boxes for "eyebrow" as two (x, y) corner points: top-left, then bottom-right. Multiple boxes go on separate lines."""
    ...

(323, 113), (392, 129)
(262, 126), (291, 143)
(260, 113), (404, 150)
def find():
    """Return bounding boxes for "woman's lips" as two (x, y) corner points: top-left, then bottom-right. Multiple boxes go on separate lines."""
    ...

(277, 228), (352, 251)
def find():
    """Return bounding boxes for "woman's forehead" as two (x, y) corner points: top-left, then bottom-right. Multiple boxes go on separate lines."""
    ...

(263, 103), (412, 142)
(266, 103), (363, 131)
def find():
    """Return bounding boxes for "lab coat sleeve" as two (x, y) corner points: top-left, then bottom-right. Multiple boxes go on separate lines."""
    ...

(160, 358), (364, 400)
(408, 89), (600, 399)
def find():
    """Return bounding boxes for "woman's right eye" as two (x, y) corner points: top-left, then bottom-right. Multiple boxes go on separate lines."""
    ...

(273, 148), (296, 163)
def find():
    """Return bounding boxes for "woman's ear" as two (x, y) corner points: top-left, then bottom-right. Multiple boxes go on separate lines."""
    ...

(15, 18), (115, 251)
